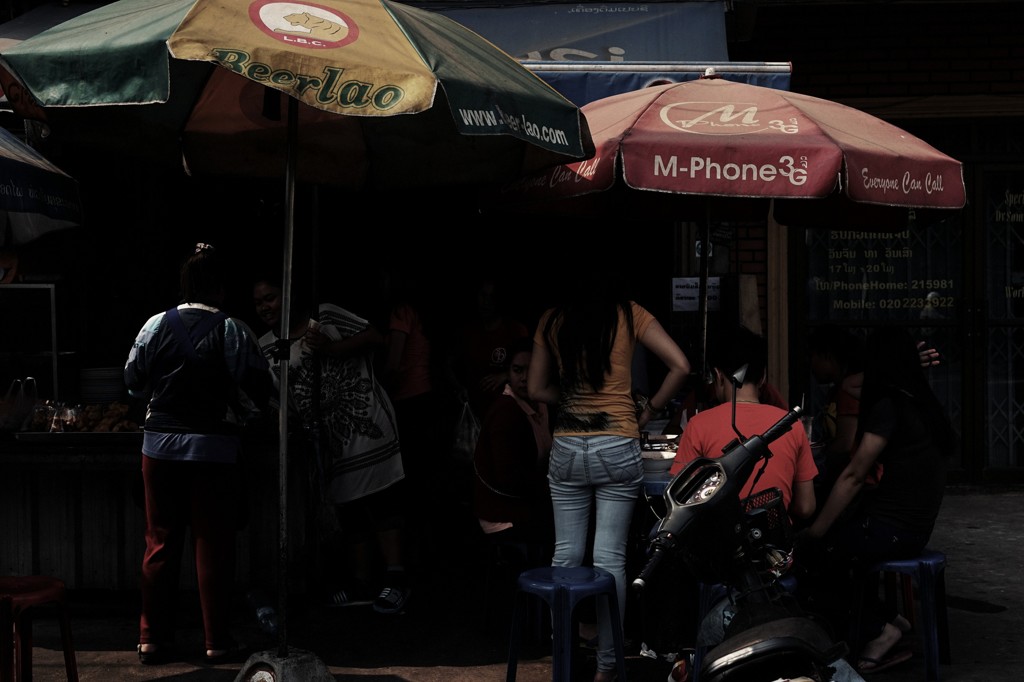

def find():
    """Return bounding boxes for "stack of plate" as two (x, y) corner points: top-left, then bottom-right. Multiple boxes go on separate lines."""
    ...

(80, 367), (126, 404)
(641, 432), (679, 473)
(641, 450), (676, 474)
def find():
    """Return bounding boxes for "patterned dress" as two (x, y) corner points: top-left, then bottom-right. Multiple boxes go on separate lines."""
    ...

(259, 303), (403, 504)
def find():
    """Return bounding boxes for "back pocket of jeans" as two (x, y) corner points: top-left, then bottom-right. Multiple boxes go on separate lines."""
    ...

(548, 445), (575, 483)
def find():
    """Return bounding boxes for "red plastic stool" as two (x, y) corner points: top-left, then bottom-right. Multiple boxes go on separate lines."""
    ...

(0, 576), (79, 682)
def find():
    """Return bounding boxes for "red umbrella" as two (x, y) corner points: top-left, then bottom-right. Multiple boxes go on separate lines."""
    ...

(498, 74), (965, 214)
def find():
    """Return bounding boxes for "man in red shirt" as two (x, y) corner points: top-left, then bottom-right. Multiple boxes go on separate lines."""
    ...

(669, 325), (818, 521)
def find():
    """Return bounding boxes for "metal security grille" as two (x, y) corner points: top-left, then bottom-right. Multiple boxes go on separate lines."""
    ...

(985, 171), (1024, 470)
(986, 309), (1024, 467)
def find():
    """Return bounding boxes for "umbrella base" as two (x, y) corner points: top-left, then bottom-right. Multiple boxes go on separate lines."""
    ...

(233, 648), (334, 682)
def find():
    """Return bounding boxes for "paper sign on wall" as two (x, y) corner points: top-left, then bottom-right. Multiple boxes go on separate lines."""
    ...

(673, 277), (720, 312)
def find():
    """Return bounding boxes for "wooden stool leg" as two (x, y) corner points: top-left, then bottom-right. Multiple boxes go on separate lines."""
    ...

(1, 599), (13, 682)
(15, 614), (30, 682)
(936, 568), (951, 665)
(57, 607), (78, 682)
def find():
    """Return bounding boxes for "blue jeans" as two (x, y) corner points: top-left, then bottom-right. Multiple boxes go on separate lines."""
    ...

(548, 435), (643, 671)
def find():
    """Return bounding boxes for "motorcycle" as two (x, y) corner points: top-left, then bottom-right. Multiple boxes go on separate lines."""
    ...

(632, 366), (852, 682)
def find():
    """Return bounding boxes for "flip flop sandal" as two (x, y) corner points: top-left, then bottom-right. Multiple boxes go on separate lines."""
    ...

(857, 648), (913, 674)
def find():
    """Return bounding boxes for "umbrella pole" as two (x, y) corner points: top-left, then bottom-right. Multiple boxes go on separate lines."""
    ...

(277, 95), (299, 659)
(308, 186), (328, 610)
(239, 92), (332, 682)
(697, 204), (711, 381)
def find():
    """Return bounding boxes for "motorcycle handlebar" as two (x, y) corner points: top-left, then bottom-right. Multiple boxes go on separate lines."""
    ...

(759, 405), (803, 446)
(632, 538), (670, 593)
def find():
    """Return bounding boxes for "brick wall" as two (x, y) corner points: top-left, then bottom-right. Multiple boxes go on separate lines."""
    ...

(730, 223), (769, 332)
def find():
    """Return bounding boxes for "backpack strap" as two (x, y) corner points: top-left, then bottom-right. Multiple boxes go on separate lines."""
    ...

(164, 308), (197, 360)
(187, 309), (228, 347)
(165, 307), (228, 360)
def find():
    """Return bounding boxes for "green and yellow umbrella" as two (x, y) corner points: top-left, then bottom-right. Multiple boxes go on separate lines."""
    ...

(0, 0), (593, 187)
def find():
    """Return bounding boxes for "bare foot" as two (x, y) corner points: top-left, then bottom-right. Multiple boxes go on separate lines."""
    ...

(857, 622), (903, 671)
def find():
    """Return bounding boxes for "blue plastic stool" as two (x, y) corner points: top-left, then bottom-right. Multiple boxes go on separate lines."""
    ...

(853, 549), (951, 681)
(506, 566), (628, 682)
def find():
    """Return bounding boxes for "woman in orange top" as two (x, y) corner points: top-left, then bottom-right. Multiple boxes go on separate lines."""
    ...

(528, 272), (690, 682)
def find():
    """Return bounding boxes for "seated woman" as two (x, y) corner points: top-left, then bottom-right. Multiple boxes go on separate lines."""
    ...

(796, 327), (956, 675)
(472, 335), (554, 564)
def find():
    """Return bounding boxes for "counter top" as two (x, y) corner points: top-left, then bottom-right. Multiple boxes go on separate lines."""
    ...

(0, 431), (143, 467)
(12, 430), (143, 444)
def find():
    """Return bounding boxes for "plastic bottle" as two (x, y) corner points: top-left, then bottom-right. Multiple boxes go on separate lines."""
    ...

(246, 589), (279, 636)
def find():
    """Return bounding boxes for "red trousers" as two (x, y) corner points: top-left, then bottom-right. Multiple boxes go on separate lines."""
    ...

(139, 455), (239, 650)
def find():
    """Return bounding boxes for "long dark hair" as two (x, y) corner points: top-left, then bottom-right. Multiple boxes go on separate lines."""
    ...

(860, 326), (955, 455)
(543, 274), (634, 392)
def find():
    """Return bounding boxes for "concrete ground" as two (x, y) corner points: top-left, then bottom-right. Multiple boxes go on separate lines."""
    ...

(14, 488), (1024, 681)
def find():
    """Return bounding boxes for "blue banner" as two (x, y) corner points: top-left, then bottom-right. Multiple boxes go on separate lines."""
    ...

(436, 2), (730, 62)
